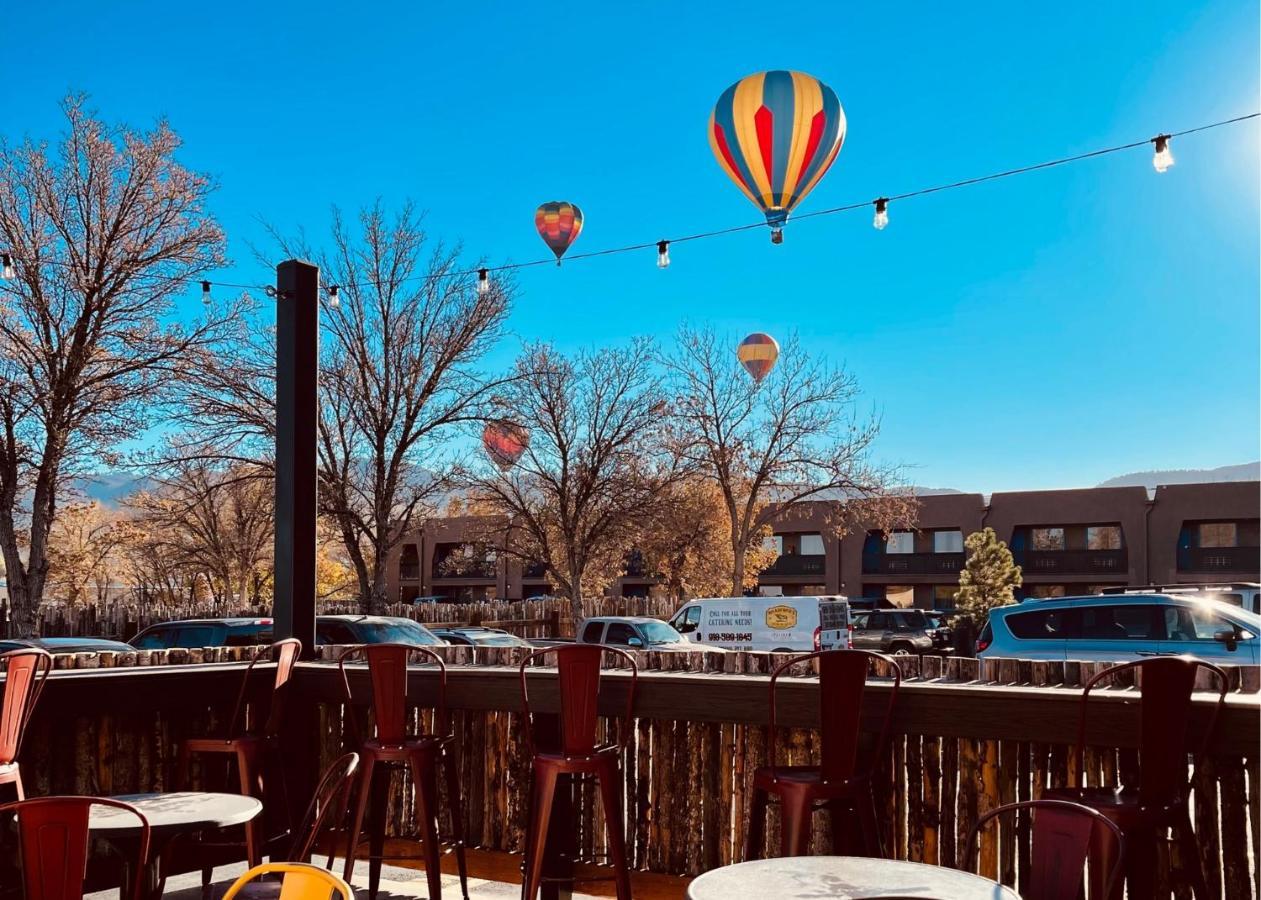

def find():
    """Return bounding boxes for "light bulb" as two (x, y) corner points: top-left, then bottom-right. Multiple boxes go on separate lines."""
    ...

(477, 268), (490, 297)
(201, 280), (212, 304)
(873, 198), (889, 230)
(328, 285), (341, 309)
(656, 241), (670, 269)
(1, 253), (13, 280)
(1152, 135), (1174, 173)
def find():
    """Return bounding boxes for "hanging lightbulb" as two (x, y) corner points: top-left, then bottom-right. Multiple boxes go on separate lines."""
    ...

(477, 268), (490, 297)
(873, 198), (890, 230)
(328, 285), (341, 309)
(1, 253), (13, 280)
(656, 241), (670, 269)
(201, 280), (212, 304)
(1152, 134), (1174, 173)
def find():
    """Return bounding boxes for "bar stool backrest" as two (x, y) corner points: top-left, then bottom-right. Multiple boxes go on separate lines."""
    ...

(1073, 656), (1227, 803)
(0, 796), (150, 900)
(518, 644), (638, 757)
(288, 751), (360, 863)
(965, 799), (1124, 900)
(219, 639), (302, 741)
(222, 862), (353, 900)
(0, 649), (52, 767)
(338, 643), (448, 745)
(768, 649), (900, 782)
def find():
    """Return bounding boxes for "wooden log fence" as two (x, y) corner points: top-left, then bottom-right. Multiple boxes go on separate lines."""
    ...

(5, 647), (1258, 899)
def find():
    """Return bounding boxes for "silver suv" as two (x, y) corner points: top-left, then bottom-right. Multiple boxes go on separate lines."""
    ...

(977, 593), (1261, 663)
(850, 609), (936, 656)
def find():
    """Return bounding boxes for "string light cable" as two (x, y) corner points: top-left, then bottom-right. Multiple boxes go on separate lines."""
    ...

(0, 112), (1255, 297)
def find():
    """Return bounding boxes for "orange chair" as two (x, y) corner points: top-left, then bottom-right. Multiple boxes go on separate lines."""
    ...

(0, 648), (52, 801)
(222, 863), (353, 900)
(179, 638), (301, 872)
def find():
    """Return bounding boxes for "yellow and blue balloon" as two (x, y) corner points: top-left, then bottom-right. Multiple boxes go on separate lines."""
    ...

(709, 70), (846, 242)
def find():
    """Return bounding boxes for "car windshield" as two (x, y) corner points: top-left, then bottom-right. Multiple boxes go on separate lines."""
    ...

(639, 621), (685, 644)
(356, 620), (442, 645)
(468, 632), (528, 647)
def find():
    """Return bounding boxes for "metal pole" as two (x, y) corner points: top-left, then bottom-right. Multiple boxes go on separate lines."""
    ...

(274, 259), (319, 657)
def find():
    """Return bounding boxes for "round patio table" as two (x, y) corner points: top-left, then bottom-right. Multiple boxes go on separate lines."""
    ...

(92, 791), (262, 900)
(687, 856), (1021, 899)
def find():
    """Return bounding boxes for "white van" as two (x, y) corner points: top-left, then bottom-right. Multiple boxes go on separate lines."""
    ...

(667, 596), (852, 652)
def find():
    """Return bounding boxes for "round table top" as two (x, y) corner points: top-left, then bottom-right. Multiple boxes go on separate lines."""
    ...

(91, 792), (262, 837)
(687, 856), (1021, 900)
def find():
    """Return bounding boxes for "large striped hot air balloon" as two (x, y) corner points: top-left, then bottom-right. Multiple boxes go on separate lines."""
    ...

(482, 420), (530, 470)
(535, 201), (583, 263)
(737, 333), (780, 383)
(709, 71), (846, 243)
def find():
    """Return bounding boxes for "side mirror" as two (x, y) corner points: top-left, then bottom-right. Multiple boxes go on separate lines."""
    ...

(1213, 629), (1238, 651)
(627, 637), (644, 648)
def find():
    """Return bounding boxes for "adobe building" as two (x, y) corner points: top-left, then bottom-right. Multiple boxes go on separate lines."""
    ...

(385, 481), (1260, 609)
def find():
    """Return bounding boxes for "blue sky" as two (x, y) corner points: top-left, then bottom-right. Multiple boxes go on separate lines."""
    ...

(4, 1), (1258, 493)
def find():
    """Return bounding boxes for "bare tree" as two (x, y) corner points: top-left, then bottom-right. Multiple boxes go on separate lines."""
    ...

(0, 97), (232, 635)
(178, 202), (513, 612)
(662, 325), (913, 595)
(463, 340), (683, 622)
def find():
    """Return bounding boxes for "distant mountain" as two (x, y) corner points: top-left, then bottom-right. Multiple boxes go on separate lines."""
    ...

(1097, 462), (1260, 489)
(70, 471), (153, 506)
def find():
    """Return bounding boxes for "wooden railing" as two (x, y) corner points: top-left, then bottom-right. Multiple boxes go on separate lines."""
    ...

(5, 648), (1259, 899)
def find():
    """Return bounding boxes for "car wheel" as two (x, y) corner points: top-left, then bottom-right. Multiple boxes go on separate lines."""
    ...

(889, 642), (914, 656)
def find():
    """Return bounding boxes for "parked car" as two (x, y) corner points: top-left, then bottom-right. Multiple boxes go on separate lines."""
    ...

(849, 609), (936, 656)
(131, 615), (446, 649)
(407, 595), (449, 606)
(575, 616), (699, 651)
(923, 611), (955, 651)
(428, 626), (531, 648)
(976, 593), (1261, 664)
(667, 596), (851, 652)
(0, 636), (135, 654)
(1100, 583), (1260, 615)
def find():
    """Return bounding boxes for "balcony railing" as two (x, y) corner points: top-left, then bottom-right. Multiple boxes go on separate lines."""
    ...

(1013, 548), (1128, 574)
(1178, 545), (1261, 574)
(759, 554), (826, 578)
(862, 552), (965, 575)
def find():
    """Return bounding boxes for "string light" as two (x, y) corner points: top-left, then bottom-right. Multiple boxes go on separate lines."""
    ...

(1152, 134), (1174, 173)
(201, 280), (212, 304)
(872, 198), (890, 230)
(328, 285), (341, 309)
(477, 268), (490, 297)
(0, 113), (1251, 297)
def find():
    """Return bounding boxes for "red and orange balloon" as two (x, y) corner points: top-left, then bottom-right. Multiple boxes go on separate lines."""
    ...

(535, 201), (583, 263)
(482, 420), (530, 470)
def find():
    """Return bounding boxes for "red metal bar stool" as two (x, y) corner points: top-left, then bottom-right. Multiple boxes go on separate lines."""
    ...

(965, 799), (1125, 900)
(0, 795), (151, 900)
(518, 644), (638, 900)
(339, 644), (469, 900)
(745, 649), (901, 860)
(1044, 656), (1228, 900)
(0, 648), (52, 802)
(178, 638), (302, 873)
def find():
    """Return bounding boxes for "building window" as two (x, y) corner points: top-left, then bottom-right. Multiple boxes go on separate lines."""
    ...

(1028, 585), (1067, 598)
(932, 530), (963, 553)
(885, 585), (914, 608)
(799, 533), (825, 556)
(763, 535), (784, 555)
(885, 532), (915, 554)
(932, 585), (958, 608)
(1086, 526), (1122, 550)
(1199, 522), (1238, 548)
(1031, 528), (1065, 551)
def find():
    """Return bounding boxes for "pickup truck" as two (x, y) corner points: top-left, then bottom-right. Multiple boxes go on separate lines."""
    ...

(575, 616), (708, 651)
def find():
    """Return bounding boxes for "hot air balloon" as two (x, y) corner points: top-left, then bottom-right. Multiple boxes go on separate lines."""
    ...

(737, 333), (780, 383)
(709, 70), (846, 243)
(535, 201), (584, 263)
(482, 420), (530, 470)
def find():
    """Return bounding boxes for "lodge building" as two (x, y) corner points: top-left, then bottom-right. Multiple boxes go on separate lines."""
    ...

(385, 481), (1260, 610)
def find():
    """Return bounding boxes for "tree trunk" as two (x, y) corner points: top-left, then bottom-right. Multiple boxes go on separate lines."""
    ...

(5, 575), (39, 639)
(567, 550), (585, 631)
(730, 537), (746, 597)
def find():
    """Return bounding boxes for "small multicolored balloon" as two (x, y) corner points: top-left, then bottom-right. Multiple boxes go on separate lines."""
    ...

(709, 70), (846, 243)
(482, 420), (530, 470)
(535, 201), (584, 263)
(737, 333), (780, 383)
